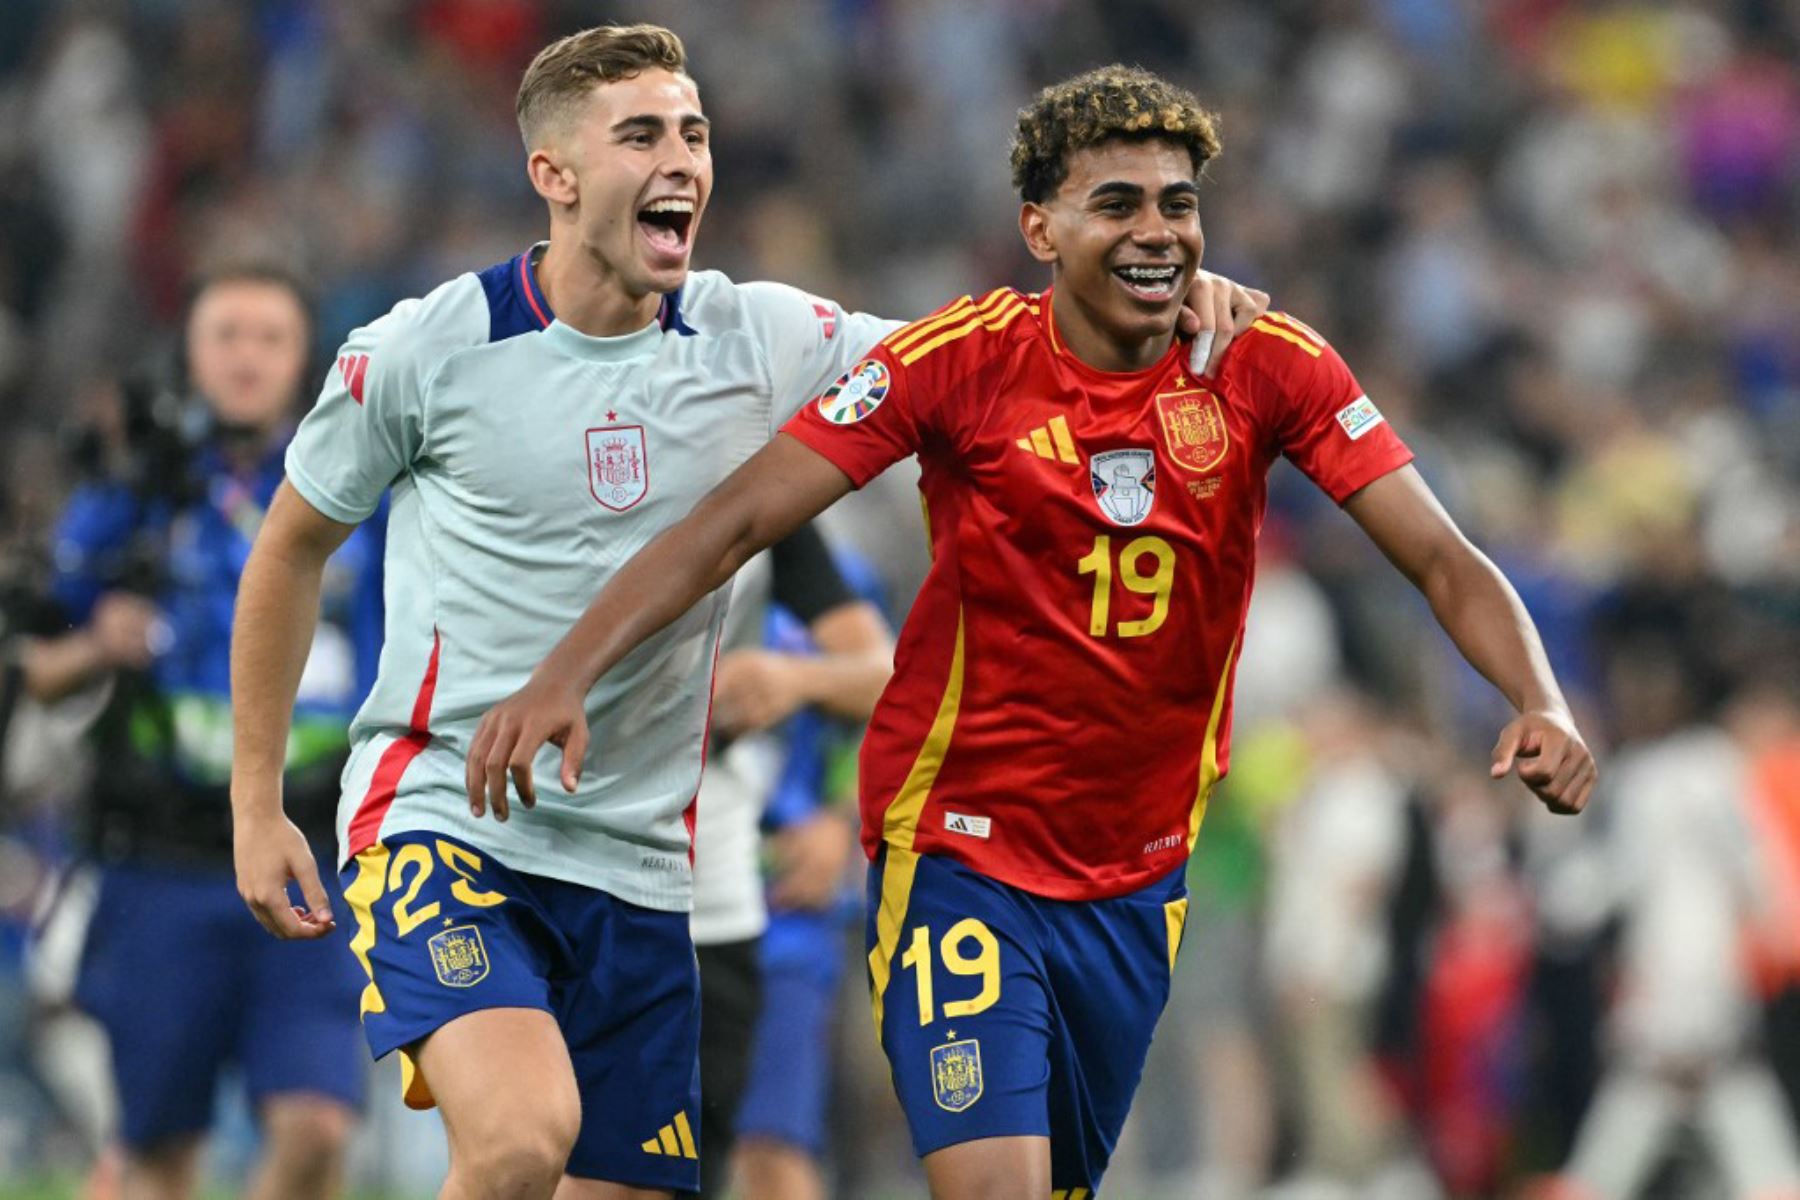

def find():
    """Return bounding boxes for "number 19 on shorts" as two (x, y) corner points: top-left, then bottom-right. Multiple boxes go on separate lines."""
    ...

(901, 918), (1001, 1026)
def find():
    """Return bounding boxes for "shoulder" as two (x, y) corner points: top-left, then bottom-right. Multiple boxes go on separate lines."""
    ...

(684, 271), (830, 334)
(877, 286), (1037, 376)
(1218, 311), (1337, 388)
(349, 270), (492, 381)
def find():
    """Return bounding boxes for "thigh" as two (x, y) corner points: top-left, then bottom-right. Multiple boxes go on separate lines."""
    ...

(867, 847), (1055, 1159)
(78, 865), (240, 1149)
(547, 881), (701, 1194)
(1041, 865), (1185, 1196)
(418, 1005), (580, 1155)
(339, 832), (555, 1109)
(243, 841), (368, 1111)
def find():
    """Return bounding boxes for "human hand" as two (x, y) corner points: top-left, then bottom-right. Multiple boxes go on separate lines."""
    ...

(1177, 270), (1270, 378)
(464, 672), (589, 822)
(713, 649), (803, 735)
(1491, 709), (1596, 815)
(768, 809), (855, 912)
(234, 811), (337, 939)
(91, 592), (162, 669)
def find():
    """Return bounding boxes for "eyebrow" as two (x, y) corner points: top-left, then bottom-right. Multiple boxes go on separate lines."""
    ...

(1086, 180), (1201, 201)
(610, 113), (712, 136)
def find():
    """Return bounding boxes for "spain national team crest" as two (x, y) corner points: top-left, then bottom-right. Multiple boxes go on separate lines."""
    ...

(930, 1037), (984, 1112)
(428, 925), (489, 988)
(1156, 385), (1230, 474)
(1090, 448), (1156, 527)
(587, 425), (648, 512)
(817, 359), (890, 425)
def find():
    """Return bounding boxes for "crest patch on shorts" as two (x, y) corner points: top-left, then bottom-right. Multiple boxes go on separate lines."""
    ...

(429, 924), (490, 987)
(931, 1037), (984, 1112)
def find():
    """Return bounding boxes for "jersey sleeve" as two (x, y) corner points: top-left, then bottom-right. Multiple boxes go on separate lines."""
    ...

(779, 340), (928, 488)
(1251, 313), (1413, 504)
(284, 300), (430, 525)
(736, 280), (905, 433)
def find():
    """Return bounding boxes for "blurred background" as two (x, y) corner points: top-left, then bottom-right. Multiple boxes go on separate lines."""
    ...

(0, 0), (1797, 1197)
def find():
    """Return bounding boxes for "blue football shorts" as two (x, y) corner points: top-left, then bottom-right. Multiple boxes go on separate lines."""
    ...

(866, 846), (1189, 1198)
(341, 831), (701, 1191)
(75, 853), (366, 1150)
(733, 908), (847, 1156)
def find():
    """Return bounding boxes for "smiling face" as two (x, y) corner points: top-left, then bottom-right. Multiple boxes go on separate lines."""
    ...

(535, 68), (713, 299)
(1021, 137), (1203, 366)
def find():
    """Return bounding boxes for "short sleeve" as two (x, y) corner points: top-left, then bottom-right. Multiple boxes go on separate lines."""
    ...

(285, 302), (428, 525)
(736, 280), (905, 433)
(1253, 314), (1413, 505)
(779, 344), (925, 488)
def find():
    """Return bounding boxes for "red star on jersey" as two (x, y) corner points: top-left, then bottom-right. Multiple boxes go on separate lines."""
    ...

(606, 410), (618, 422)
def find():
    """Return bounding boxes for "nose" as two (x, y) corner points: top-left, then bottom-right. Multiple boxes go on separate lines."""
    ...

(660, 138), (701, 180)
(1132, 217), (1177, 251)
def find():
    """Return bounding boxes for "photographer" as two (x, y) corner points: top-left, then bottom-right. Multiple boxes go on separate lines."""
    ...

(18, 264), (381, 1200)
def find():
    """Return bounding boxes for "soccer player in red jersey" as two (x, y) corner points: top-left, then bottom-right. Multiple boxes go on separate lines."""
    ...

(467, 66), (1596, 1199)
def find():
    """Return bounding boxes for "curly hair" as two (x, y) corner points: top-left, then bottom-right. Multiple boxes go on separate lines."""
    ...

(1010, 66), (1221, 203)
(516, 24), (689, 147)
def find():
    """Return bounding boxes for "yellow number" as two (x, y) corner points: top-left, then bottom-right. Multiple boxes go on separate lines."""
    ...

(1117, 537), (1176, 637)
(436, 840), (507, 909)
(900, 919), (1003, 1026)
(940, 918), (1001, 1019)
(902, 924), (935, 1025)
(1077, 535), (1113, 636)
(389, 843), (440, 937)
(1078, 534), (1177, 638)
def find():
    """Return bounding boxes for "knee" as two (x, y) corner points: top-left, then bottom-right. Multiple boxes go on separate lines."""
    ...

(264, 1097), (357, 1163)
(451, 1106), (580, 1196)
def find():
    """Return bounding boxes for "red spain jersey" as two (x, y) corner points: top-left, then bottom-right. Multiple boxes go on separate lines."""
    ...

(783, 288), (1413, 900)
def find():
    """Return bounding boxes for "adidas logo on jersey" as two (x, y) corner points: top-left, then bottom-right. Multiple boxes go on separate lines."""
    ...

(1014, 414), (1079, 464)
(944, 812), (992, 839)
(640, 1111), (698, 1159)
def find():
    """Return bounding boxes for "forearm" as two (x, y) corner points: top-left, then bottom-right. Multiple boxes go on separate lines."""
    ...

(784, 650), (892, 721)
(18, 632), (107, 703)
(230, 536), (328, 822)
(1419, 546), (1567, 716)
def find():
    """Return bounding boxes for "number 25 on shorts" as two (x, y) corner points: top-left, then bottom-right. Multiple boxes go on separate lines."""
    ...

(388, 840), (508, 937)
(1078, 534), (1176, 638)
(900, 918), (1001, 1026)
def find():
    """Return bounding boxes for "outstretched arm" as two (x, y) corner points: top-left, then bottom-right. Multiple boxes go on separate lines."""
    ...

(464, 434), (854, 819)
(231, 482), (357, 938)
(1345, 465), (1596, 814)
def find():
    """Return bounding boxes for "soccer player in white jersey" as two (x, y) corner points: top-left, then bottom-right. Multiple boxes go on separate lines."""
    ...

(229, 24), (1267, 1199)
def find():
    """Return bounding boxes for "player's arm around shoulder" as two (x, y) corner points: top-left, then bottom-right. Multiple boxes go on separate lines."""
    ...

(1342, 466), (1596, 815)
(464, 433), (856, 822)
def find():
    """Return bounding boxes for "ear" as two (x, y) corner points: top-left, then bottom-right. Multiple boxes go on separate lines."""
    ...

(527, 145), (579, 209)
(1019, 202), (1058, 265)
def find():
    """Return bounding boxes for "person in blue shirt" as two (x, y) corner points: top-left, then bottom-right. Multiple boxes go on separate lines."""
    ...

(19, 264), (382, 1200)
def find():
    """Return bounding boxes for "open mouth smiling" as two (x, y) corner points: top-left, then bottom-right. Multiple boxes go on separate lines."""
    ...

(1113, 263), (1183, 302)
(638, 197), (695, 256)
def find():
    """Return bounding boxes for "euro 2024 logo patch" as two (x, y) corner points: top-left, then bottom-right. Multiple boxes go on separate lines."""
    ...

(817, 359), (890, 425)
(429, 924), (490, 987)
(931, 1036), (984, 1112)
(1090, 448), (1156, 527)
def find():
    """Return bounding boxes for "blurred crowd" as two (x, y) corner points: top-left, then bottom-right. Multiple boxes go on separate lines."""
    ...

(0, 0), (1797, 1196)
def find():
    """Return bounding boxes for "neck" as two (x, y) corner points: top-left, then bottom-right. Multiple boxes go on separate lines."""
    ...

(1049, 280), (1172, 372)
(537, 229), (663, 337)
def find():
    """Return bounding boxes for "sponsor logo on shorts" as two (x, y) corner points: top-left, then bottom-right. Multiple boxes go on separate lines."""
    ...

(943, 812), (992, 839)
(817, 359), (890, 424)
(1335, 395), (1385, 441)
(931, 1036), (984, 1112)
(428, 924), (489, 987)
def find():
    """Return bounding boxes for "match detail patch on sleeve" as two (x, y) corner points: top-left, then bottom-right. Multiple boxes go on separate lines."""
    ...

(1335, 395), (1385, 441)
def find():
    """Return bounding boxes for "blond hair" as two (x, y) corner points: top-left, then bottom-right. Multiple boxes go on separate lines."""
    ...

(1011, 65), (1220, 202)
(515, 24), (689, 147)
